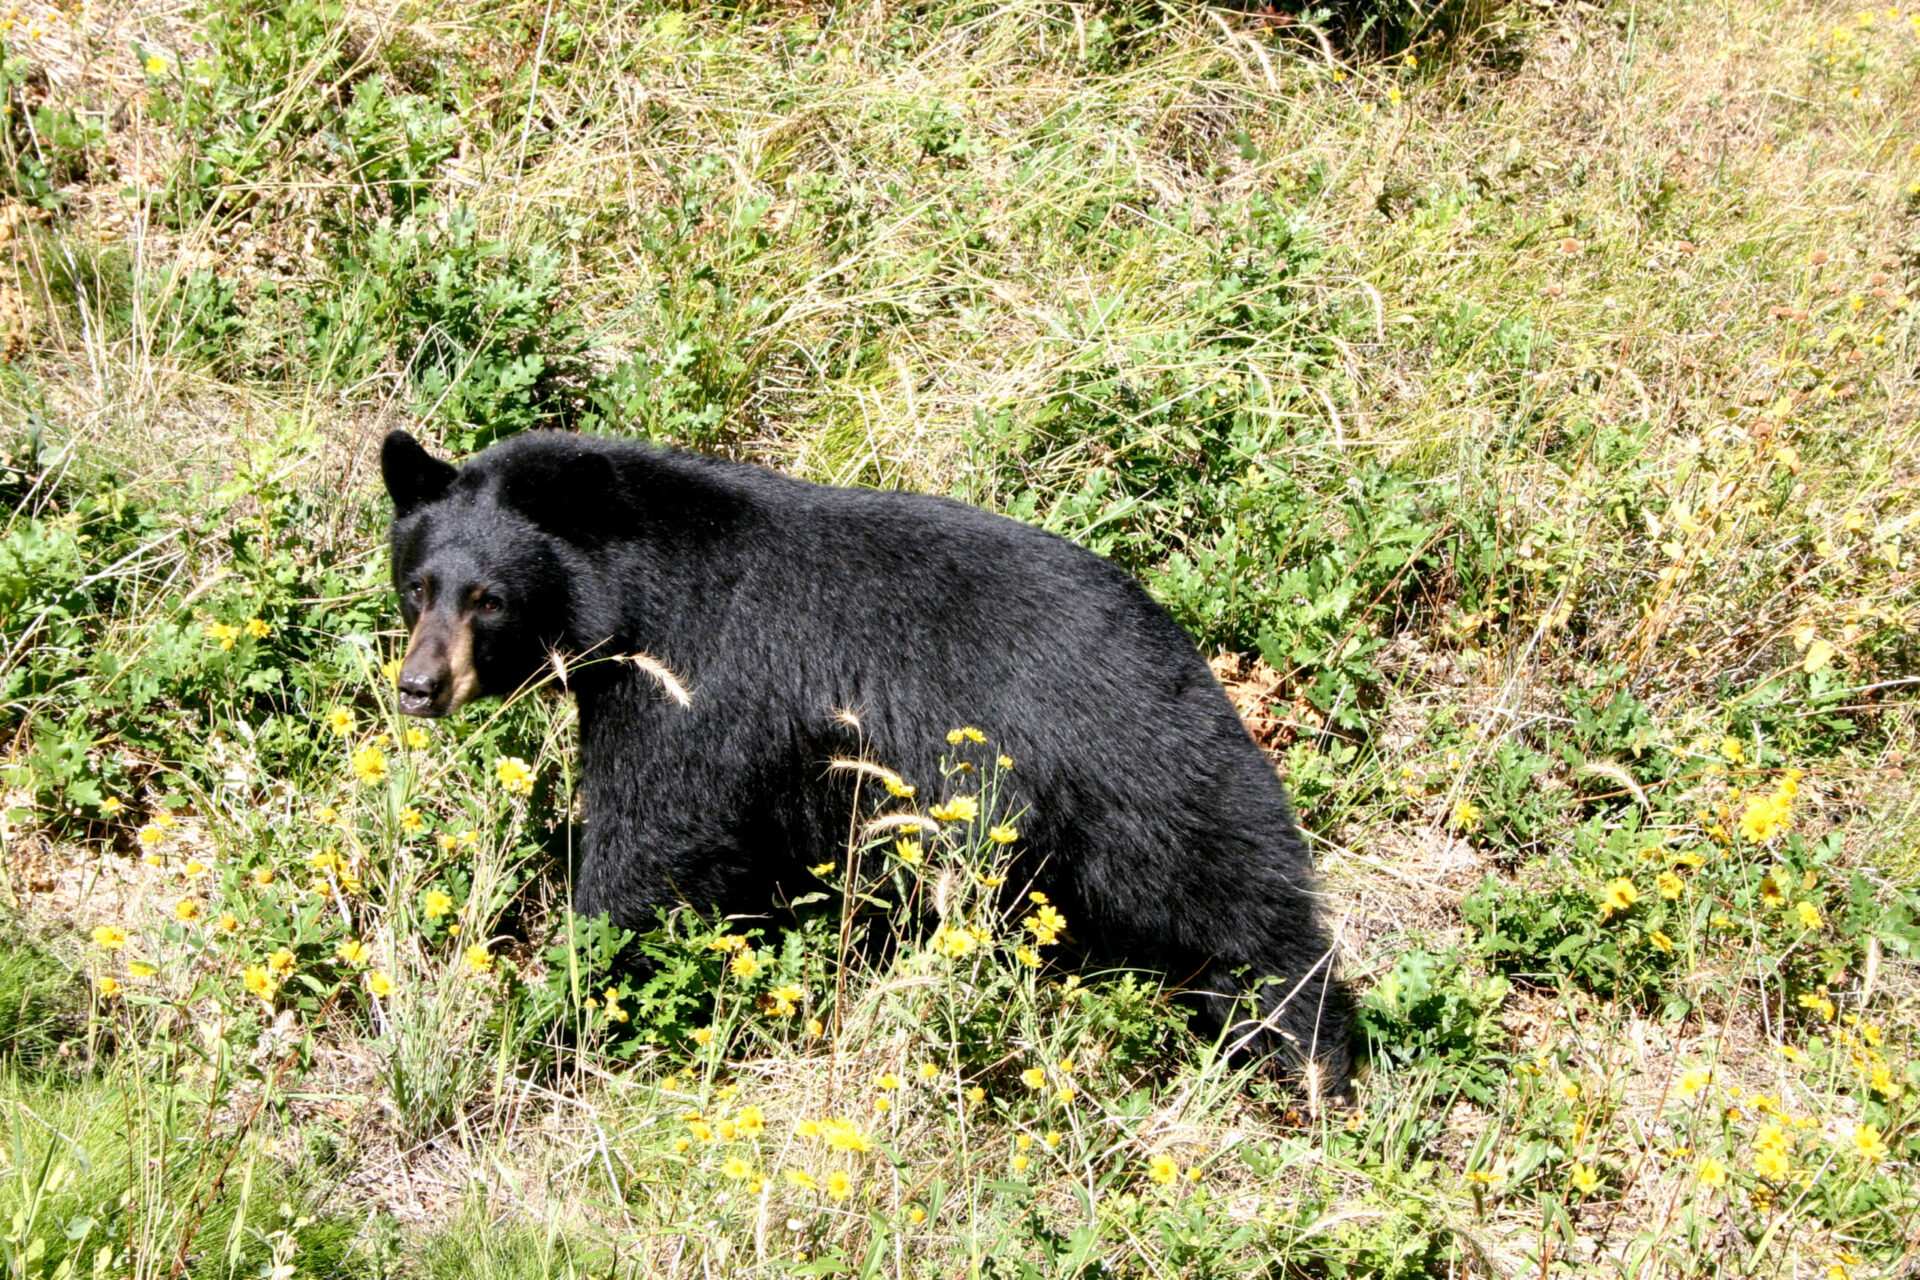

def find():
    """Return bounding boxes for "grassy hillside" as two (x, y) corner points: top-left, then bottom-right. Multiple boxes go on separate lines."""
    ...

(1, 0), (1916, 1273)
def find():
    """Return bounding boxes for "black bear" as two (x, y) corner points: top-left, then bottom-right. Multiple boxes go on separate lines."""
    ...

(381, 428), (1352, 1091)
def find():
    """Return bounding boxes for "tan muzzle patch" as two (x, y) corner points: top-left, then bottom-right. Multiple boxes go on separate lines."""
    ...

(403, 613), (481, 712)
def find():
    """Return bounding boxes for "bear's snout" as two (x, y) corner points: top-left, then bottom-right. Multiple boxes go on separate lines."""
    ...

(396, 667), (447, 717)
(398, 611), (480, 717)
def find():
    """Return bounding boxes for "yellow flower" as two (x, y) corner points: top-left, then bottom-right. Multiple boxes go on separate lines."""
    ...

(1449, 798), (1482, 831)
(398, 808), (426, 835)
(243, 617), (271, 639)
(1697, 1156), (1728, 1188)
(736, 1105), (764, 1137)
(783, 1168), (817, 1191)
(1739, 791), (1791, 843)
(96, 975), (122, 998)
(367, 970), (395, 997)
(1600, 877), (1638, 917)
(1020, 1067), (1046, 1090)
(1795, 900), (1823, 929)
(404, 726), (429, 750)
(1147, 1155), (1178, 1186)
(907, 1205), (927, 1225)
(806, 1017), (825, 1038)
(242, 965), (275, 1001)
(931, 925), (978, 959)
(251, 865), (274, 887)
(143, 52), (168, 74)
(1010, 1153), (1030, 1172)
(1015, 945), (1041, 967)
(205, 621), (241, 651)
(873, 1095), (891, 1114)
(1557, 1076), (1581, 1102)
(721, 1156), (755, 1180)
(1569, 1164), (1601, 1195)
(423, 889), (454, 919)
(1754, 1147), (1791, 1180)
(892, 839), (923, 866)
(1647, 928), (1674, 955)
(1056, 1085), (1077, 1103)
(99, 797), (123, 815)
(137, 824), (166, 848)
(351, 744), (389, 786)
(464, 943), (493, 974)
(917, 1061), (939, 1081)
(929, 796), (978, 823)
(127, 960), (157, 979)
(882, 772), (916, 799)
(92, 925), (128, 951)
(946, 726), (987, 745)
(336, 938), (368, 965)
(169, 898), (199, 923)
(810, 861), (836, 876)
(326, 707), (354, 735)
(1677, 1066), (1712, 1099)
(1023, 904), (1067, 946)
(987, 824), (1019, 845)
(1797, 991), (1836, 1021)
(729, 951), (762, 980)
(1851, 1123), (1888, 1164)
(216, 912), (240, 934)
(266, 947), (296, 976)
(1015, 1133), (1034, 1152)
(825, 1170), (853, 1200)
(996, 754), (1014, 769)
(767, 984), (803, 1016)
(1656, 871), (1684, 899)
(966, 1086), (986, 1104)
(875, 1072), (901, 1091)
(691, 1027), (715, 1047)
(1720, 737), (1745, 763)
(494, 756), (534, 796)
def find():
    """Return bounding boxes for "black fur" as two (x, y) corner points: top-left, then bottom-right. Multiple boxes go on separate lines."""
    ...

(382, 429), (1353, 1087)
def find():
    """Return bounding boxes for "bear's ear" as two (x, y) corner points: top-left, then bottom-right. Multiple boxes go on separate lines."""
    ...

(382, 430), (457, 518)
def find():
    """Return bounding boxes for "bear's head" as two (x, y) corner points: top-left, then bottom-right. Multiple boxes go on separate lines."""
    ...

(381, 430), (579, 717)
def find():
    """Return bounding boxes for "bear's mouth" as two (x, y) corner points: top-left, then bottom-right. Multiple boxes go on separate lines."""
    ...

(397, 689), (446, 717)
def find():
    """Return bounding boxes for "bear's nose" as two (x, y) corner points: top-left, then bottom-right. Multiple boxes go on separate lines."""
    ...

(396, 669), (446, 717)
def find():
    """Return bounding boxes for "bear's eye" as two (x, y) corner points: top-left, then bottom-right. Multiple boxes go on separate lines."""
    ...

(405, 579), (425, 603)
(476, 592), (504, 615)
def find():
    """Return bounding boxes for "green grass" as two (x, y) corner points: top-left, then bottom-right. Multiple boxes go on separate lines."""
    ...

(1, 0), (1917, 1273)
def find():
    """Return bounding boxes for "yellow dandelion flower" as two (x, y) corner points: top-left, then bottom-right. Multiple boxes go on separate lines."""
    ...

(929, 796), (978, 823)
(932, 925), (977, 959)
(1056, 1085), (1077, 1103)
(1010, 1153), (1030, 1172)
(351, 744), (388, 786)
(367, 970), (395, 997)
(423, 889), (454, 919)
(729, 951), (762, 980)
(137, 824), (166, 848)
(242, 964), (275, 1001)
(1678, 1066), (1712, 1099)
(96, 975), (122, 998)
(92, 925), (128, 951)
(464, 943), (493, 974)
(398, 807), (426, 835)
(1754, 1147), (1791, 1180)
(691, 1027), (715, 1047)
(917, 1061), (939, 1081)
(735, 1104), (764, 1136)
(1851, 1123), (1888, 1164)
(1797, 991), (1836, 1021)
(1697, 1156), (1727, 1188)
(1147, 1154), (1178, 1186)
(1015, 945), (1041, 967)
(1647, 928), (1674, 954)
(810, 860), (836, 876)
(494, 756), (534, 796)
(205, 621), (241, 651)
(908, 1204), (927, 1224)
(1600, 878), (1637, 916)
(987, 824), (1018, 845)
(893, 839), (923, 866)
(722, 1156), (755, 1180)
(1569, 1164), (1601, 1195)
(243, 617), (271, 639)
(1656, 871), (1684, 900)
(882, 774), (916, 799)
(1023, 904), (1067, 945)
(326, 707), (354, 735)
(404, 726), (429, 750)
(1020, 1067), (1046, 1089)
(1449, 798), (1482, 831)
(783, 1168), (817, 1190)
(336, 938), (368, 965)
(996, 754), (1014, 769)
(1795, 900), (1823, 929)
(966, 1086), (986, 1104)
(251, 865), (274, 887)
(825, 1170), (853, 1200)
